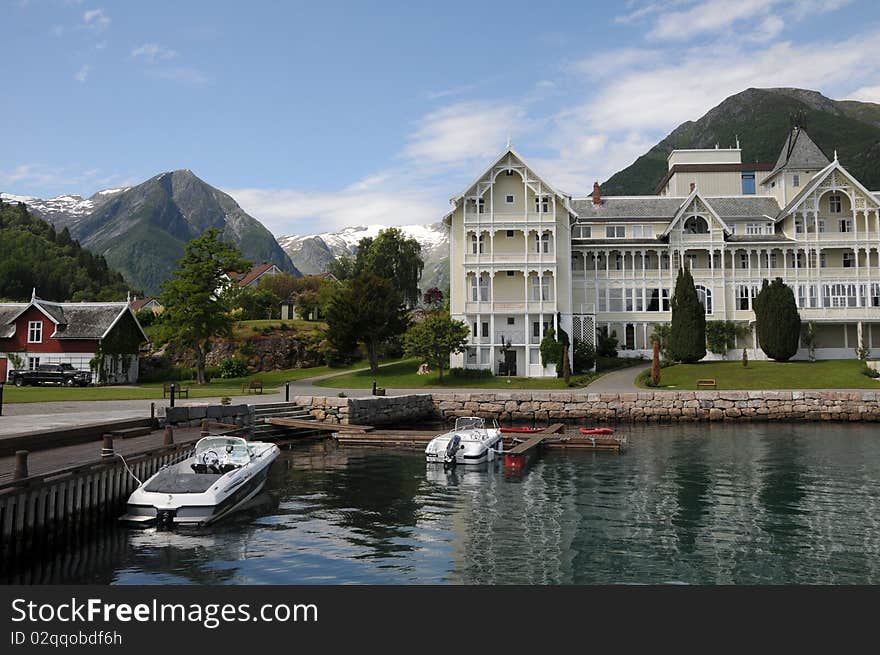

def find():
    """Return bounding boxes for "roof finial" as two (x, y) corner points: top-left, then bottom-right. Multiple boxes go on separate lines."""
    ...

(506, 134), (512, 149)
(31, 287), (36, 302)
(735, 135), (740, 149)
(126, 291), (131, 303)
(834, 149), (838, 161)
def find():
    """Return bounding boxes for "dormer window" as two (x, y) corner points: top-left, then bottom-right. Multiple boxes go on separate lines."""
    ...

(28, 320), (42, 343)
(683, 216), (708, 234)
(605, 225), (625, 238)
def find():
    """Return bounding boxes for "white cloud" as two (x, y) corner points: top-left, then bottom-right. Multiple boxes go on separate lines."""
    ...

(402, 101), (529, 166)
(83, 8), (110, 31)
(228, 185), (445, 236)
(0, 163), (131, 195)
(847, 85), (880, 104)
(648, 0), (776, 40)
(74, 64), (90, 82)
(146, 67), (209, 87)
(131, 43), (178, 63)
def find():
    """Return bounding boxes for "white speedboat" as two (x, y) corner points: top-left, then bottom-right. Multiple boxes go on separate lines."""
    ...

(425, 417), (503, 467)
(120, 435), (280, 527)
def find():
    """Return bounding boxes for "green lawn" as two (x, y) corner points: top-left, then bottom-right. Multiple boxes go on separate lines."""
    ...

(640, 359), (880, 390)
(314, 356), (643, 390)
(2, 359), (373, 404)
(232, 319), (325, 339)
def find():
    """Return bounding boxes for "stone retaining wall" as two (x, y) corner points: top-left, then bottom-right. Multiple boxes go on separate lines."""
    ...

(293, 394), (435, 426)
(430, 390), (880, 422)
(163, 403), (254, 427)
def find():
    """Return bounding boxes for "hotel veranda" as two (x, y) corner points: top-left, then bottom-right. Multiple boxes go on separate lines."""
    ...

(445, 126), (880, 377)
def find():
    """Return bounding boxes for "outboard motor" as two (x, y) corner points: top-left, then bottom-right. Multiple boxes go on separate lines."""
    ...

(156, 509), (175, 530)
(444, 434), (462, 469)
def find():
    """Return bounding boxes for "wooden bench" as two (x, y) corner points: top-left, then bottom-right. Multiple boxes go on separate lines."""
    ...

(162, 382), (189, 399)
(696, 378), (717, 389)
(241, 379), (263, 394)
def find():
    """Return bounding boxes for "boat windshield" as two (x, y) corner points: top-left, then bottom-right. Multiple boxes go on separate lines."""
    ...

(194, 436), (251, 466)
(454, 417), (485, 431)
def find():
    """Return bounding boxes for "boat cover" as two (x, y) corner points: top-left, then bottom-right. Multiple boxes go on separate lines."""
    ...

(143, 463), (223, 493)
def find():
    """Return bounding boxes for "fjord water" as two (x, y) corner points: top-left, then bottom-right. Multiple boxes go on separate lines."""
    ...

(11, 423), (880, 584)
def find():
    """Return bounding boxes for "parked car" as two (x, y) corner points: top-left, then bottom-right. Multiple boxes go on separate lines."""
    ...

(8, 363), (92, 387)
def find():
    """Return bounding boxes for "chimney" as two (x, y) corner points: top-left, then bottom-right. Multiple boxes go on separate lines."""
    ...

(689, 182), (696, 192)
(592, 181), (601, 205)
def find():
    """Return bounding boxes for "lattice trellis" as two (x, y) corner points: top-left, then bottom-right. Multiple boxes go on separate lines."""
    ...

(572, 314), (596, 350)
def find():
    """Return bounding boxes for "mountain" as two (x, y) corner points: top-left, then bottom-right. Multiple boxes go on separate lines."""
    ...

(4, 170), (299, 295)
(602, 87), (880, 195)
(279, 223), (449, 293)
(0, 198), (134, 301)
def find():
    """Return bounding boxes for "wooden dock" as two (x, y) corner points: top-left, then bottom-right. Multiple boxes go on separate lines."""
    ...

(265, 417), (372, 433)
(503, 424), (564, 472)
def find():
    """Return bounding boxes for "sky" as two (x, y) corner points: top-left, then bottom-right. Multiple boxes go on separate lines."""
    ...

(2, 0), (880, 237)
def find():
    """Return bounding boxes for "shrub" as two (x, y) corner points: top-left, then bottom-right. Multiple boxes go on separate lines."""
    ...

(539, 326), (563, 369)
(706, 321), (748, 358)
(218, 358), (249, 379)
(669, 267), (706, 363)
(596, 326), (618, 358)
(862, 365), (880, 378)
(754, 277), (801, 362)
(449, 367), (493, 379)
(636, 369), (657, 387)
(573, 341), (596, 373)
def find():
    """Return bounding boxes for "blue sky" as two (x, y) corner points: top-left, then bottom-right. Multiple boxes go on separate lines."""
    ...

(2, 0), (879, 236)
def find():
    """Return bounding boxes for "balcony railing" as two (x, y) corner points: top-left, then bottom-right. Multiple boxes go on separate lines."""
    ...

(464, 210), (558, 223)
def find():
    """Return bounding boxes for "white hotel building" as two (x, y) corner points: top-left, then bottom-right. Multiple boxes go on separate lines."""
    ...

(445, 127), (880, 377)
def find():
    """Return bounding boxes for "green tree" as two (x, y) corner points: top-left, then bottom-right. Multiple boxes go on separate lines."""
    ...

(158, 228), (250, 384)
(669, 267), (706, 363)
(539, 326), (562, 370)
(325, 273), (409, 374)
(402, 313), (469, 381)
(705, 321), (748, 358)
(754, 277), (801, 361)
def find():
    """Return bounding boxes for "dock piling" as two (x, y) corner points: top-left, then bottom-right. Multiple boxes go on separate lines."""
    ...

(200, 420), (209, 438)
(163, 425), (174, 445)
(100, 435), (114, 459)
(13, 450), (29, 480)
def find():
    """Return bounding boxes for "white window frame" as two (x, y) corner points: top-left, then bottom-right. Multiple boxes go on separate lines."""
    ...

(843, 252), (855, 268)
(28, 356), (41, 370)
(839, 218), (852, 233)
(605, 225), (625, 239)
(829, 194), (842, 213)
(27, 320), (42, 343)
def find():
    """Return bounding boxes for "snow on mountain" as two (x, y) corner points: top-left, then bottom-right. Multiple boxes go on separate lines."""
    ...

(278, 222), (449, 291)
(0, 187), (130, 230)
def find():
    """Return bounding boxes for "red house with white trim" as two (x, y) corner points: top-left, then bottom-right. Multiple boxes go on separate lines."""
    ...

(0, 295), (148, 384)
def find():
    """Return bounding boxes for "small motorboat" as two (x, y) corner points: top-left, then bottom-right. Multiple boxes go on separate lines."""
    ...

(500, 426), (543, 434)
(120, 435), (280, 527)
(425, 417), (503, 467)
(580, 427), (615, 435)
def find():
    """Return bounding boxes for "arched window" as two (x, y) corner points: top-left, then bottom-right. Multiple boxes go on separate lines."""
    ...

(470, 233), (485, 254)
(535, 232), (552, 254)
(695, 285), (713, 315)
(683, 215), (709, 234)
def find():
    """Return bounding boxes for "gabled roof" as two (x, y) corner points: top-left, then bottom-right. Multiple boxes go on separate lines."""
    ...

(761, 127), (830, 184)
(571, 196), (684, 220)
(232, 263), (279, 288)
(661, 189), (731, 237)
(447, 145), (575, 217)
(0, 297), (148, 343)
(705, 196), (780, 220)
(130, 297), (160, 312)
(777, 159), (880, 220)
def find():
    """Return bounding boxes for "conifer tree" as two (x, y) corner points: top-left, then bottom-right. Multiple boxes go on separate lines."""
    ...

(669, 266), (706, 363)
(753, 277), (801, 361)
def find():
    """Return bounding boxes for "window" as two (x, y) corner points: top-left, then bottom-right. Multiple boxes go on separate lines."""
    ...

(605, 225), (625, 238)
(535, 196), (550, 213)
(818, 220), (826, 233)
(529, 348), (539, 365)
(472, 322), (477, 337)
(820, 253), (827, 268)
(843, 252), (856, 268)
(505, 194), (515, 204)
(829, 194), (842, 213)
(729, 224), (737, 235)
(793, 174), (800, 187)
(742, 172), (756, 195)
(686, 254), (698, 270)
(683, 216), (709, 234)
(573, 225), (591, 239)
(839, 219), (852, 233)
(737, 285), (750, 310)
(477, 198), (485, 213)
(479, 275), (490, 300)
(535, 232), (551, 254)
(746, 223), (761, 235)
(823, 283), (856, 308)
(608, 287), (623, 312)
(795, 218), (804, 234)
(739, 253), (749, 269)
(768, 252), (778, 269)
(695, 285), (713, 315)
(28, 356), (40, 370)
(532, 321), (549, 338)
(479, 348), (490, 365)
(28, 320), (42, 343)
(481, 322), (489, 338)
(506, 270), (515, 276)
(632, 225), (650, 238)
(470, 233), (485, 254)
(506, 230), (514, 238)
(530, 275), (552, 301)
(469, 275), (490, 302)
(507, 317), (515, 325)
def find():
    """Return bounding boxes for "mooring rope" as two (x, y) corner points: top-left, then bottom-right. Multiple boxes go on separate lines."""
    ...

(116, 452), (142, 486)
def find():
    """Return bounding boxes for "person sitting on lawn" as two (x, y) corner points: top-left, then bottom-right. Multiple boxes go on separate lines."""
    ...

(417, 362), (430, 375)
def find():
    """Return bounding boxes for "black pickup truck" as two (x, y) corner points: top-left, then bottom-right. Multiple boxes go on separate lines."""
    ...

(8, 363), (92, 387)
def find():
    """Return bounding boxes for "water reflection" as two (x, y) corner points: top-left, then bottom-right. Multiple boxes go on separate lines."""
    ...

(4, 423), (880, 585)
